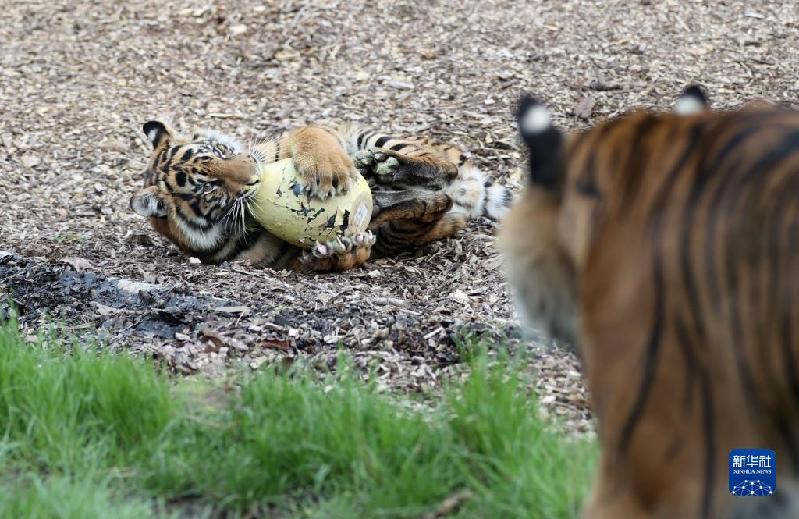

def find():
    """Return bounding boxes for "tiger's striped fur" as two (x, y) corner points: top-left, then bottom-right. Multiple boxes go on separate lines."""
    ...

(500, 87), (799, 518)
(131, 120), (510, 272)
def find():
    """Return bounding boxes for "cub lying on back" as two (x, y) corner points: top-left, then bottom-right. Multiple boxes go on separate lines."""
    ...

(501, 87), (799, 518)
(131, 121), (510, 272)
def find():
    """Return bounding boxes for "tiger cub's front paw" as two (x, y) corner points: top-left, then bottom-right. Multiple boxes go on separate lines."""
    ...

(293, 146), (358, 200)
(299, 231), (376, 272)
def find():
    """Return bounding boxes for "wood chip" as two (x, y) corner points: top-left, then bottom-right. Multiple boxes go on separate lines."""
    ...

(229, 24), (248, 36)
(1, 133), (13, 151)
(20, 154), (40, 168)
(387, 79), (414, 90)
(262, 339), (290, 350)
(214, 306), (250, 314)
(574, 96), (596, 120)
(60, 257), (94, 272)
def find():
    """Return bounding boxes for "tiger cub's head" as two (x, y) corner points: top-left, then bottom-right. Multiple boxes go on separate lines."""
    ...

(499, 86), (709, 350)
(130, 120), (260, 263)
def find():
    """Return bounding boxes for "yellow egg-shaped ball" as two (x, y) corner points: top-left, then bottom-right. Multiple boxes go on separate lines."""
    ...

(249, 159), (373, 247)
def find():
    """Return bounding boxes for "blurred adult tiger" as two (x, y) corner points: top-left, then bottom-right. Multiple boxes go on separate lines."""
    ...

(500, 86), (799, 518)
(131, 120), (510, 272)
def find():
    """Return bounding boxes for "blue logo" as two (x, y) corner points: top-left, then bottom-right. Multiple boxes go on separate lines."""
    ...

(729, 449), (776, 496)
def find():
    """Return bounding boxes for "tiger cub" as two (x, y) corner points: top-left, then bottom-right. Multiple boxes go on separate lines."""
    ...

(500, 87), (799, 518)
(131, 121), (510, 272)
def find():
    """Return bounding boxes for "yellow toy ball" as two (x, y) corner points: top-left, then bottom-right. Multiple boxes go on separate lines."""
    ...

(249, 159), (373, 247)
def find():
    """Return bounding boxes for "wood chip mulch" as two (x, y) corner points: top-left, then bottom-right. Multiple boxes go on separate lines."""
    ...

(2, 0), (797, 433)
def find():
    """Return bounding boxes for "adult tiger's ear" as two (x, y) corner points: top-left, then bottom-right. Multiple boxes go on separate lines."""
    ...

(516, 94), (564, 191)
(130, 186), (168, 217)
(142, 120), (172, 149)
(674, 84), (709, 115)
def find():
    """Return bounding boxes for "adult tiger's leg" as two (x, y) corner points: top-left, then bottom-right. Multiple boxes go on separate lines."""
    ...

(581, 465), (648, 519)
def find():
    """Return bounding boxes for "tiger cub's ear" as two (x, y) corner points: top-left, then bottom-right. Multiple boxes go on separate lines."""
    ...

(674, 84), (709, 115)
(130, 186), (168, 217)
(142, 120), (173, 149)
(516, 94), (564, 190)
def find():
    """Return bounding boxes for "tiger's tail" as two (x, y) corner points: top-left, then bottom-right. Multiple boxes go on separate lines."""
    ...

(446, 162), (512, 222)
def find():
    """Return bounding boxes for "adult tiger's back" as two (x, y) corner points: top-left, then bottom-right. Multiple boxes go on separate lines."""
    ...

(500, 89), (799, 518)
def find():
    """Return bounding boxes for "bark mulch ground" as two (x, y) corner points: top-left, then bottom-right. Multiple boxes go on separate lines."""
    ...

(2, 0), (797, 432)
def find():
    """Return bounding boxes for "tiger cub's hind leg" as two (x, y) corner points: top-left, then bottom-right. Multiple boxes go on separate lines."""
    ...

(354, 148), (458, 189)
(369, 189), (453, 228)
(368, 190), (454, 258)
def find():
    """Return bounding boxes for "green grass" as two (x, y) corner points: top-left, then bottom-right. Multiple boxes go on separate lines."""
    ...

(0, 321), (596, 518)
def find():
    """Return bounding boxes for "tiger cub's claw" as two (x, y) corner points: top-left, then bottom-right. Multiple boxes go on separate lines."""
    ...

(304, 231), (375, 260)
